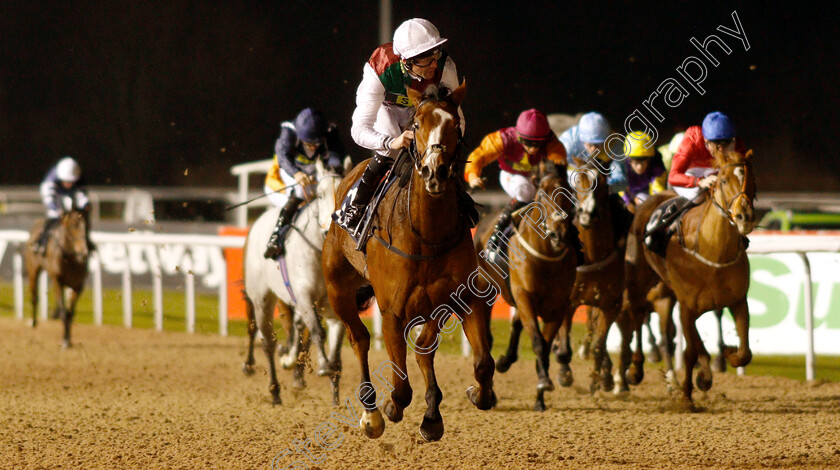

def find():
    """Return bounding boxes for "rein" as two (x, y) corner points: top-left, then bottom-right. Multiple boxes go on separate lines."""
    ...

(576, 249), (619, 273)
(510, 225), (568, 261)
(710, 162), (751, 224)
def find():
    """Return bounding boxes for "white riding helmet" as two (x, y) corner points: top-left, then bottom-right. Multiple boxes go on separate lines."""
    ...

(392, 18), (448, 59)
(56, 157), (81, 183)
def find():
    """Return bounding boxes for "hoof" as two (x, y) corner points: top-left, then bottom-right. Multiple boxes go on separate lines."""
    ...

(713, 353), (727, 373)
(383, 398), (404, 423)
(279, 354), (296, 370)
(276, 343), (290, 356)
(627, 363), (643, 386)
(61, 340), (72, 350)
(242, 363), (255, 376)
(419, 415), (444, 442)
(30, 319), (37, 328)
(466, 386), (496, 410)
(291, 379), (306, 390)
(696, 370), (713, 392)
(495, 355), (514, 373)
(665, 369), (677, 391)
(533, 400), (546, 412)
(578, 343), (591, 360)
(557, 368), (573, 388)
(271, 394), (282, 405)
(536, 378), (554, 392)
(648, 346), (662, 363)
(359, 410), (385, 439)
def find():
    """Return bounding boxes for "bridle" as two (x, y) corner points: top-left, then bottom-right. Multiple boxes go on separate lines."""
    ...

(407, 98), (464, 182)
(710, 161), (752, 225)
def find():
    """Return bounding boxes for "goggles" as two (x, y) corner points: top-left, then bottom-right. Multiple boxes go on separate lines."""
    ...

(517, 136), (547, 148)
(409, 49), (442, 68)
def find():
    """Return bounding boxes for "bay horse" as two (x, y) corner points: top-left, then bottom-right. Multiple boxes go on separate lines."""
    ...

(558, 162), (632, 393)
(624, 149), (756, 400)
(25, 208), (90, 348)
(242, 160), (346, 405)
(322, 82), (496, 442)
(475, 170), (577, 411)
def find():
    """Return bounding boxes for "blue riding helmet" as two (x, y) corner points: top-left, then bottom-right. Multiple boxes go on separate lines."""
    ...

(578, 112), (610, 144)
(702, 112), (736, 140)
(294, 108), (327, 143)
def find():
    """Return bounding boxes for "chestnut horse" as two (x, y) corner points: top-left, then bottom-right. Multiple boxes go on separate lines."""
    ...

(624, 149), (756, 399)
(25, 209), (90, 348)
(476, 171), (577, 411)
(322, 82), (496, 442)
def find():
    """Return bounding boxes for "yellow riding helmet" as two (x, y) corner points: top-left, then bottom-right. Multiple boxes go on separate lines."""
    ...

(624, 131), (656, 158)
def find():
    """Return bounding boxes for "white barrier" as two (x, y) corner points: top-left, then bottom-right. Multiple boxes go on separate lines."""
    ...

(0, 230), (244, 336)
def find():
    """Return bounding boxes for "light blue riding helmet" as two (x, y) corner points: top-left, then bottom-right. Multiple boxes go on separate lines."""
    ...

(578, 112), (610, 144)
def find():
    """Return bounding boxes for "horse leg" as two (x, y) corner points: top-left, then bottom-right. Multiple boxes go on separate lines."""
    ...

(646, 314), (662, 363)
(275, 302), (294, 357)
(414, 320), (445, 442)
(613, 310), (636, 393)
(712, 308), (728, 373)
(578, 305), (594, 360)
(255, 296), (282, 405)
(325, 318), (345, 406)
(590, 306), (615, 393)
(627, 319), (646, 386)
(536, 315), (563, 411)
(653, 296), (677, 389)
(722, 298), (752, 368)
(516, 297), (553, 411)
(380, 312), (412, 425)
(242, 296), (257, 375)
(279, 312), (301, 370)
(554, 310), (574, 387)
(680, 306), (709, 400)
(62, 287), (80, 349)
(28, 267), (40, 328)
(462, 299), (496, 411)
(496, 314), (522, 373)
(291, 318), (310, 390)
(297, 301), (332, 376)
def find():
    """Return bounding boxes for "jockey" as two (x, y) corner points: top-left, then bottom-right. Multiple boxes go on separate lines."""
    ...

(35, 156), (91, 254)
(559, 112), (628, 194)
(263, 108), (345, 258)
(464, 109), (569, 260)
(341, 18), (464, 235)
(621, 131), (667, 214)
(668, 111), (746, 200)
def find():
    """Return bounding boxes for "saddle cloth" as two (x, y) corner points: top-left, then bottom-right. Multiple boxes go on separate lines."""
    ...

(643, 196), (693, 256)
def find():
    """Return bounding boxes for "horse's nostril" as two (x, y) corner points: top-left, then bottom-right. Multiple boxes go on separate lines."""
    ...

(421, 166), (432, 180)
(437, 166), (449, 180)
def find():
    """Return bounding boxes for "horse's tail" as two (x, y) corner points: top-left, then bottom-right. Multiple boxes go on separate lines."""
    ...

(355, 285), (375, 311)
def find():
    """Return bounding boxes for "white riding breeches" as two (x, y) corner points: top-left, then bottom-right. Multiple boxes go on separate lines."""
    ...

(500, 170), (537, 203)
(673, 167), (716, 200)
(265, 169), (316, 208)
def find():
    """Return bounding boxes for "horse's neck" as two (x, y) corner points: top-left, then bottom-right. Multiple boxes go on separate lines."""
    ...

(690, 200), (742, 261)
(581, 200), (616, 262)
(405, 173), (460, 244)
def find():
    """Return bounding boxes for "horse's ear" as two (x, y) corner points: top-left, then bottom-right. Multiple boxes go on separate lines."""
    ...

(449, 79), (466, 106)
(343, 155), (352, 173)
(315, 157), (325, 176)
(745, 149), (754, 161)
(406, 87), (424, 109)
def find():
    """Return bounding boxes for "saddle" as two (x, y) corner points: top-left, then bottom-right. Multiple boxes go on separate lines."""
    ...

(643, 196), (695, 256)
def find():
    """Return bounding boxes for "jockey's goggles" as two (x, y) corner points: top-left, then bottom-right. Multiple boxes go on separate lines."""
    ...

(517, 136), (548, 148)
(301, 139), (323, 148)
(408, 49), (442, 68)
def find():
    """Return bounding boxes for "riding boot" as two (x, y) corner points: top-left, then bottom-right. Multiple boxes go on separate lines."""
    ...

(344, 154), (394, 234)
(264, 196), (302, 258)
(34, 217), (60, 255)
(487, 200), (526, 263)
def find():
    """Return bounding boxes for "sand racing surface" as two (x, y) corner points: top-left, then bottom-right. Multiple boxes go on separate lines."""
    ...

(2, 316), (840, 469)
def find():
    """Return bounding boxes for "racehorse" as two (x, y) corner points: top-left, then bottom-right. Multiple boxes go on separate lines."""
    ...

(624, 149), (755, 400)
(25, 208), (90, 348)
(242, 159), (346, 405)
(475, 170), (577, 411)
(322, 82), (496, 442)
(558, 161), (632, 393)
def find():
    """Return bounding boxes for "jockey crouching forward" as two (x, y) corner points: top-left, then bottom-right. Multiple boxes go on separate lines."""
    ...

(339, 18), (465, 236)
(621, 131), (668, 214)
(465, 109), (580, 263)
(644, 111), (748, 248)
(263, 108), (345, 258)
(35, 156), (92, 254)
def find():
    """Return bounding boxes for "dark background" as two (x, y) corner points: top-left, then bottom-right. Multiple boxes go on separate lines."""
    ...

(1, 1), (837, 191)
